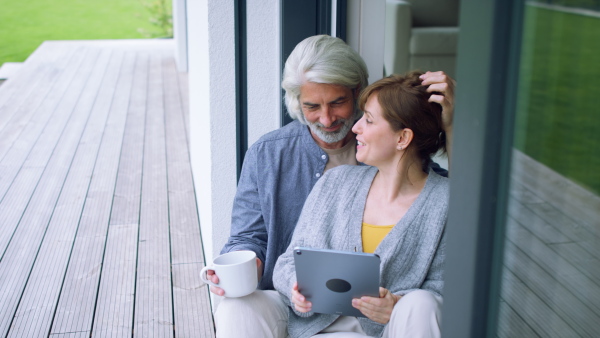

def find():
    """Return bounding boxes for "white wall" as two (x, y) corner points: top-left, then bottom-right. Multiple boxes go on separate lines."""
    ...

(346, 0), (386, 85)
(187, 0), (237, 297)
(246, 1), (281, 146)
(187, 0), (282, 310)
(173, 0), (188, 72)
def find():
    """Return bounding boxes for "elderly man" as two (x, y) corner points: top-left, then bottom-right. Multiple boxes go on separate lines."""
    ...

(209, 35), (455, 338)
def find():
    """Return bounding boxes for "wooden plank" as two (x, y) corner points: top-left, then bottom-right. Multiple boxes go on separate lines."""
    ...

(0, 44), (75, 136)
(507, 196), (573, 245)
(511, 149), (600, 235)
(163, 57), (215, 336)
(0, 48), (107, 337)
(523, 201), (600, 260)
(497, 299), (540, 338)
(163, 57), (204, 266)
(548, 242), (600, 284)
(8, 49), (123, 337)
(91, 223), (138, 338)
(92, 51), (149, 337)
(508, 190), (600, 282)
(178, 71), (190, 140)
(499, 267), (579, 338)
(0, 63), (59, 138)
(503, 240), (600, 336)
(172, 264), (216, 338)
(50, 51), (135, 335)
(106, 51), (148, 227)
(0, 48), (89, 208)
(505, 221), (600, 318)
(0, 42), (68, 110)
(133, 52), (174, 337)
(49, 332), (90, 338)
(509, 179), (600, 260)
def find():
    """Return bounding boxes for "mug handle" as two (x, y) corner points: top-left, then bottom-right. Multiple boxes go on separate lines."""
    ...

(200, 265), (218, 287)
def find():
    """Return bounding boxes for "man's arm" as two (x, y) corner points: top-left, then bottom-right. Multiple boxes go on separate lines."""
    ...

(221, 145), (268, 276)
(420, 71), (456, 169)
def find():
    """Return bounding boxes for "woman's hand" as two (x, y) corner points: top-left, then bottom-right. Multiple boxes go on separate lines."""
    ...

(291, 282), (312, 313)
(352, 287), (401, 324)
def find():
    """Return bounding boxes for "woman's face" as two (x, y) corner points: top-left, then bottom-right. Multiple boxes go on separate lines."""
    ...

(352, 94), (401, 166)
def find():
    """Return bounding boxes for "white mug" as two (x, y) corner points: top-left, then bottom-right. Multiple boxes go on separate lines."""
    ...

(200, 250), (258, 298)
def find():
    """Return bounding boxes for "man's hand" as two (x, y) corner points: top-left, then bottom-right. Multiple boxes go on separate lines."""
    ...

(208, 256), (262, 296)
(421, 71), (456, 164)
(420, 71), (456, 133)
(256, 257), (263, 281)
(207, 270), (225, 296)
(291, 282), (312, 313)
(352, 287), (401, 324)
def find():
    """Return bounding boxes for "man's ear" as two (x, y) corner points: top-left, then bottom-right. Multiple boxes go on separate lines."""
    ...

(397, 128), (414, 150)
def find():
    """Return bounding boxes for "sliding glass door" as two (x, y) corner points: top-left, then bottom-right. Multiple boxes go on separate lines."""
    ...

(496, 2), (600, 336)
(443, 1), (600, 337)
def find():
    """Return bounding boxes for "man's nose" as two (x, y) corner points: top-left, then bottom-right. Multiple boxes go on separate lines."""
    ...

(319, 107), (334, 127)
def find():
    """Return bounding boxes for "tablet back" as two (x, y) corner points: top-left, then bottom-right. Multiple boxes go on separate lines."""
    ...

(293, 247), (380, 317)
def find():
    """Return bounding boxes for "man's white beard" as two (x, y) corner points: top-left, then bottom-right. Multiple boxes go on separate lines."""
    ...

(307, 118), (354, 144)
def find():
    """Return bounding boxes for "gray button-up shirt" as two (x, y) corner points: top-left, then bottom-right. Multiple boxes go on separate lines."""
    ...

(222, 121), (327, 290)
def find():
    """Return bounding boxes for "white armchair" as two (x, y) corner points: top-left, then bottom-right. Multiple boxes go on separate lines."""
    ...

(384, 0), (460, 78)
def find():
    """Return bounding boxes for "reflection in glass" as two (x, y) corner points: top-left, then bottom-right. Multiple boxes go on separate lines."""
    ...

(498, 1), (600, 337)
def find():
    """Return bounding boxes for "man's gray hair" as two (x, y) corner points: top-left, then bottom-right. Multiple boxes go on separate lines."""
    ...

(281, 35), (369, 124)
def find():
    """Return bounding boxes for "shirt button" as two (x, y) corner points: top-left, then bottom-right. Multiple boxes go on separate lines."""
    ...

(315, 173), (321, 178)
(321, 155), (327, 160)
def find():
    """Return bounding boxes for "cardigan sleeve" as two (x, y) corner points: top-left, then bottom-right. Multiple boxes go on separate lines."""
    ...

(272, 168), (341, 317)
(420, 229), (446, 297)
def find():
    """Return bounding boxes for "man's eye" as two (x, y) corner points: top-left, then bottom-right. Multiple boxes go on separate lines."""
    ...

(366, 119), (372, 124)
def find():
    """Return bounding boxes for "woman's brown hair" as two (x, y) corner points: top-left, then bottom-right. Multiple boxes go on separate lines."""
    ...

(358, 71), (446, 171)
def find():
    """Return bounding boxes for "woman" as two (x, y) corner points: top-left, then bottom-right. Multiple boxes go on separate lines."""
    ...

(273, 72), (449, 338)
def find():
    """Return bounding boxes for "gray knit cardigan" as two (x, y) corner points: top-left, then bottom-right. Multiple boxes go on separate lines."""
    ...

(273, 165), (449, 338)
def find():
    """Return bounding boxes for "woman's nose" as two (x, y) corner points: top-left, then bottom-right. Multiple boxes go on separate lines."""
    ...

(351, 121), (361, 134)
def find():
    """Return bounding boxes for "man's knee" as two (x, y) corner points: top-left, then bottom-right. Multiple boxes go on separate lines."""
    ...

(215, 290), (289, 338)
(216, 291), (280, 321)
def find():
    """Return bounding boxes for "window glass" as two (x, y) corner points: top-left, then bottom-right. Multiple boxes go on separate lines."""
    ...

(497, 1), (600, 336)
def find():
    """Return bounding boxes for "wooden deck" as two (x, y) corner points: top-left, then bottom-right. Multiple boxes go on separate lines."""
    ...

(498, 150), (600, 337)
(0, 40), (215, 337)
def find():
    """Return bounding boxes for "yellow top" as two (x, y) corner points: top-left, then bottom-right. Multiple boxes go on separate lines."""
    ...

(361, 222), (394, 253)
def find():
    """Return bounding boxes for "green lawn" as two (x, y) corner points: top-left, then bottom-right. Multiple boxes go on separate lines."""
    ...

(0, 0), (171, 66)
(514, 4), (600, 195)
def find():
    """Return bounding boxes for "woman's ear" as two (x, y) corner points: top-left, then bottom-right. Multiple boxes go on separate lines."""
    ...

(397, 128), (414, 150)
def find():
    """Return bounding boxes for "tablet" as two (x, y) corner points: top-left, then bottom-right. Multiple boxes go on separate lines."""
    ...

(293, 247), (380, 317)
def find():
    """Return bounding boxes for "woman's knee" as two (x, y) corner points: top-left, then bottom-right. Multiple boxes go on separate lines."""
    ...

(396, 289), (442, 314)
(383, 290), (443, 338)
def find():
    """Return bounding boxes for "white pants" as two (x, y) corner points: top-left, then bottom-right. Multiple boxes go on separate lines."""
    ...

(215, 289), (442, 338)
(313, 290), (442, 338)
(215, 290), (289, 338)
